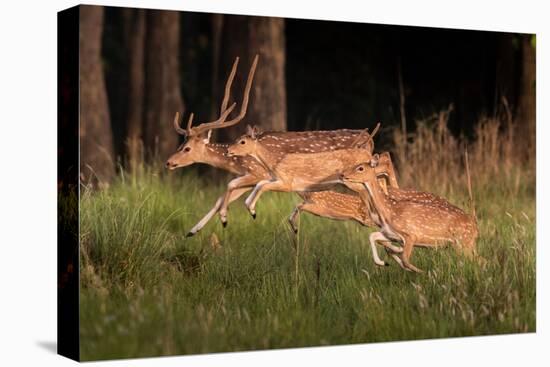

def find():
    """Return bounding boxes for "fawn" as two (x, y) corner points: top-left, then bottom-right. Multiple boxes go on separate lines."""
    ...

(341, 155), (479, 272)
(226, 125), (384, 218)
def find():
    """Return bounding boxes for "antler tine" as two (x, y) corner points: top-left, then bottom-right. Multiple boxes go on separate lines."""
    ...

(351, 122), (381, 149)
(370, 122), (381, 138)
(220, 57), (239, 115)
(221, 54), (259, 126)
(173, 112), (188, 135)
(175, 59), (238, 138)
(186, 113), (194, 133)
(351, 128), (370, 147)
(191, 55), (259, 136)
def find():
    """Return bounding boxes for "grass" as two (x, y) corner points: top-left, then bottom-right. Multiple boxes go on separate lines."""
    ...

(78, 169), (535, 360)
(78, 112), (535, 360)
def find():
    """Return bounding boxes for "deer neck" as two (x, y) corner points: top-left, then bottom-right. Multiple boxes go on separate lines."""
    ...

(249, 142), (279, 175)
(203, 143), (244, 175)
(361, 178), (393, 227)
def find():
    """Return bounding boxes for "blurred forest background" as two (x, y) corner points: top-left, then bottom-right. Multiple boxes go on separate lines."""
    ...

(76, 5), (535, 185)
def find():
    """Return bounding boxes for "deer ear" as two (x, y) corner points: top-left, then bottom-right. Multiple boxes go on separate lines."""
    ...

(203, 130), (213, 144)
(246, 124), (254, 137)
(252, 125), (263, 137)
(370, 154), (380, 168)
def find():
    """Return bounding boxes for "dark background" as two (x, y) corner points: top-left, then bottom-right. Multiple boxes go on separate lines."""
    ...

(77, 5), (535, 184)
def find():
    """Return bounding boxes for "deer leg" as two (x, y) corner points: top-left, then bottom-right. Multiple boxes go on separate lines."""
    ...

(384, 247), (405, 268)
(381, 240), (403, 254)
(219, 175), (260, 224)
(288, 204), (302, 234)
(218, 187), (253, 226)
(244, 179), (287, 218)
(369, 232), (394, 267)
(289, 200), (345, 234)
(400, 236), (423, 273)
(187, 187), (252, 237)
(369, 231), (403, 254)
(243, 179), (272, 218)
(187, 196), (224, 237)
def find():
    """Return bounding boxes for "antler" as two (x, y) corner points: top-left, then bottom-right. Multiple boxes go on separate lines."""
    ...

(173, 112), (187, 135)
(351, 122), (381, 149)
(220, 57), (240, 116)
(173, 105), (236, 137)
(172, 55), (258, 137)
(191, 54), (259, 136)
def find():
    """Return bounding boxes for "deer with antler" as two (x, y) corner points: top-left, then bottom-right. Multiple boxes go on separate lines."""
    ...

(340, 155), (479, 273)
(166, 55), (400, 236)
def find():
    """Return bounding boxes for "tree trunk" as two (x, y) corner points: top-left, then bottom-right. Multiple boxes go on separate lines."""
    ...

(143, 10), (184, 161)
(79, 5), (115, 187)
(122, 8), (146, 170)
(495, 34), (518, 110)
(211, 13), (224, 120)
(216, 15), (286, 141)
(515, 34), (536, 159)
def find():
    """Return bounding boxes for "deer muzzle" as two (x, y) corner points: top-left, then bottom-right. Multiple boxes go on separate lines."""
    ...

(165, 159), (179, 170)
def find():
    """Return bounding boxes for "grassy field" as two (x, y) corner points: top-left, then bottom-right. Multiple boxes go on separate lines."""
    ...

(78, 162), (535, 360)
(77, 114), (535, 360)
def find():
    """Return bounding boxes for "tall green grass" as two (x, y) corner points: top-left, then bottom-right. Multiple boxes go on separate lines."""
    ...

(79, 115), (535, 360)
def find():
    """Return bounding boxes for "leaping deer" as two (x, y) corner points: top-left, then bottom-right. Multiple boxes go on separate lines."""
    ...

(166, 56), (400, 236)
(340, 155), (479, 273)
(225, 125), (384, 219)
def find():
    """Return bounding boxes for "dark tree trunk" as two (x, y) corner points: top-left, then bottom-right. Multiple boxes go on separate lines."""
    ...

(79, 5), (115, 186)
(211, 13), (224, 120)
(515, 34), (536, 158)
(143, 10), (184, 161)
(216, 15), (286, 141)
(122, 8), (146, 170)
(495, 34), (518, 110)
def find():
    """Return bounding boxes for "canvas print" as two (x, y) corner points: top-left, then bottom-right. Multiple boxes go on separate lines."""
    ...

(58, 4), (536, 361)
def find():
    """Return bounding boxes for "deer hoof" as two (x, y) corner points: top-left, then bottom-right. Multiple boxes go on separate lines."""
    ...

(404, 264), (423, 273)
(251, 212), (256, 219)
(222, 221), (227, 228)
(186, 231), (195, 238)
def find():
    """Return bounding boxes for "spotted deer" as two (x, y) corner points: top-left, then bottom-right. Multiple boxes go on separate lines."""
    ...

(165, 55), (399, 236)
(226, 125), (383, 218)
(288, 151), (399, 232)
(341, 155), (479, 273)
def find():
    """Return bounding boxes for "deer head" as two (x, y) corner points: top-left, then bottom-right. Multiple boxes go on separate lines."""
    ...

(165, 55), (258, 170)
(341, 154), (380, 189)
(226, 125), (263, 158)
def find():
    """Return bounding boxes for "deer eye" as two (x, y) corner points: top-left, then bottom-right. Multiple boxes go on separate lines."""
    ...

(184, 147), (191, 152)
(240, 140), (246, 145)
(358, 166), (364, 172)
